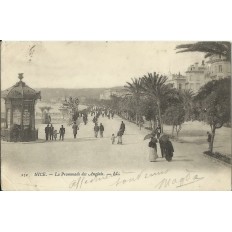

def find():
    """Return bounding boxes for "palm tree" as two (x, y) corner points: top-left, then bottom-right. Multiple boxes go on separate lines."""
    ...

(176, 41), (231, 61)
(44, 106), (52, 113)
(121, 95), (137, 121)
(124, 78), (143, 127)
(141, 72), (172, 133)
(179, 89), (194, 121)
(39, 106), (46, 115)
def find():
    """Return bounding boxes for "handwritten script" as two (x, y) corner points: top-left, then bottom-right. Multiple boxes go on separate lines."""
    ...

(155, 169), (204, 189)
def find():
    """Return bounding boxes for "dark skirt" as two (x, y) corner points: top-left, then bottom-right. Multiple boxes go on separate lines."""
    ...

(165, 151), (173, 161)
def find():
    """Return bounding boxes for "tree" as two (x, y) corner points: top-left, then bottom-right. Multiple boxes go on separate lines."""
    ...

(125, 78), (143, 127)
(39, 106), (46, 116)
(179, 89), (194, 121)
(44, 106), (52, 113)
(141, 72), (173, 133)
(176, 41), (231, 62)
(163, 104), (185, 137)
(194, 78), (231, 152)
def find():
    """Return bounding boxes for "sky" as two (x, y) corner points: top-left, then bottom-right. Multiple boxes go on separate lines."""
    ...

(1, 41), (205, 89)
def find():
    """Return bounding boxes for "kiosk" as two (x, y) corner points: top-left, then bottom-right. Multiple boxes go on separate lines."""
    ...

(1, 73), (41, 142)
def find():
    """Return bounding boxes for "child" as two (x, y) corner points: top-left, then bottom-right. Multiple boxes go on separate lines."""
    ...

(53, 130), (59, 141)
(111, 134), (116, 144)
(117, 130), (123, 144)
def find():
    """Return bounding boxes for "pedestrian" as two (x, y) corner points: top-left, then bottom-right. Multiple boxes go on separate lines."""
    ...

(12, 124), (20, 142)
(83, 114), (88, 125)
(94, 123), (100, 138)
(93, 116), (97, 124)
(53, 130), (59, 141)
(164, 138), (174, 162)
(156, 125), (161, 139)
(48, 115), (51, 123)
(207, 131), (212, 150)
(50, 124), (54, 140)
(159, 139), (165, 158)
(120, 121), (125, 135)
(72, 122), (79, 139)
(59, 125), (65, 141)
(117, 129), (123, 144)
(45, 124), (50, 141)
(111, 133), (116, 144)
(99, 123), (104, 138)
(148, 137), (158, 162)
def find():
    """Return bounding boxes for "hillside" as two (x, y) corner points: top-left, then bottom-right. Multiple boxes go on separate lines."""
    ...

(35, 87), (124, 101)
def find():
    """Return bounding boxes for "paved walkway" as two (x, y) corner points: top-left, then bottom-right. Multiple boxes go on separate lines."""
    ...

(1, 114), (231, 190)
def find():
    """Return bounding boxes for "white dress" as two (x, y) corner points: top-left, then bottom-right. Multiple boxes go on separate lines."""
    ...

(149, 147), (158, 162)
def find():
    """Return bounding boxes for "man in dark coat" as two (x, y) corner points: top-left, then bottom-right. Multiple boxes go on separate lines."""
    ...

(45, 124), (50, 141)
(94, 123), (100, 138)
(99, 123), (104, 138)
(59, 125), (65, 141)
(120, 121), (125, 135)
(72, 122), (79, 139)
(50, 124), (54, 140)
(83, 114), (88, 125)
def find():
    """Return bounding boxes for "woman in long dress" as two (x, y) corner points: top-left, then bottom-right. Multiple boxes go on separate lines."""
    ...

(164, 138), (174, 162)
(148, 137), (158, 162)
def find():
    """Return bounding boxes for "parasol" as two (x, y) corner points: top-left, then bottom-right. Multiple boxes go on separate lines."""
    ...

(144, 133), (153, 140)
(159, 134), (169, 142)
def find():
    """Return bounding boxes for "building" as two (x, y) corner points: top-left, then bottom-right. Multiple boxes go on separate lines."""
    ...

(185, 61), (207, 93)
(205, 54), (231, 82)
(99, 89), (112, 100)
(167, 61), (207, 93)
(1, 73), (41, 142)
(168, 57), (231, 94)
(167, 72), (187, 90)
(99, 88), (129, 100)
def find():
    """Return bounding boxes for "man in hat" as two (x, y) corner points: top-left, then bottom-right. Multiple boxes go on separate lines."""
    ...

(99, 123), (104, 138)
(59, 125), (65, 141)
(45, 124), (50, 141)
(50, 124), (54, 140)
(72, 122), (79, 139)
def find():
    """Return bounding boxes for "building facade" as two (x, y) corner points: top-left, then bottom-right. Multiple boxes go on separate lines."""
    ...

(167, 72), (187, 90)
(99, 88), (128, 100)
(185, 61), (207, 93)
(99, 89), (112, 100)
(205, 54), (231, 82)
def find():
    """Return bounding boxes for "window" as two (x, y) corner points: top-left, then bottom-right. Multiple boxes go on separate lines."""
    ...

(219, 65), (222, 73)
(214, 66), (217, 73)
(178, 83), (182, 90)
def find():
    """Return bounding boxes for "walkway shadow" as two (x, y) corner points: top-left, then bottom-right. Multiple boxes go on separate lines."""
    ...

(48, 138), (99, 143)
(212, 146), (223, 148)
(171, 159), (194, 162)
(2, 139), (47, 144)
